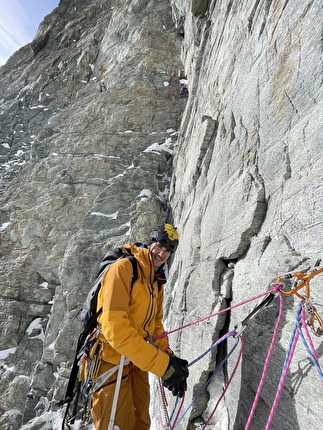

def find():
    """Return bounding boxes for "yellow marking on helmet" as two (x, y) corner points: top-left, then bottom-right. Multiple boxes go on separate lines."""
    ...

(164, 224), (179, 241)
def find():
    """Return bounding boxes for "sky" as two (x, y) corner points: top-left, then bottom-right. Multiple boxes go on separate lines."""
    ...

(0, 0), (60, 66)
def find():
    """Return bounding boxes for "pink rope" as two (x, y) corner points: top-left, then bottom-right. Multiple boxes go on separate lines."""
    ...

(300, 307), (323, 386)
(154, 286), (281, 341)
(244, 292), (283, 430)
(202, 333), (244, 428)
(171, 396), (185, 429)
(300, 307), (320, 362)
(264, 321), (300, 430)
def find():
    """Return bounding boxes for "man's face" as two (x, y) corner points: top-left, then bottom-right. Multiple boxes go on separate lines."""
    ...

(149, 242), (171, 267)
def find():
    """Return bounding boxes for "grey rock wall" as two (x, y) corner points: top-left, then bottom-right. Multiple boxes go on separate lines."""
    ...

(166, 0), (323, 429)
(0, 1), (184, 429)
(0, 0), (322, 429)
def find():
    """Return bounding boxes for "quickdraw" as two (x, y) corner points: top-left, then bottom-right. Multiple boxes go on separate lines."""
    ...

(234, 288), (278, 337)
(276, 262), (323, 336)
(61, 327), (104, 429)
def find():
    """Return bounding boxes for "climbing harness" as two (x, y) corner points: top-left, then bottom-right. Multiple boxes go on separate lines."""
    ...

(61, 326), (130, 430)
(108, 355), (126, 430)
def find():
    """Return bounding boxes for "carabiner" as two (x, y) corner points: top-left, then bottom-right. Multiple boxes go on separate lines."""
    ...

(234, 293), (275, 338)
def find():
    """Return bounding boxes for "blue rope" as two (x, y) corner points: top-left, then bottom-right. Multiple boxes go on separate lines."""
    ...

(172, 333), (240, 428)
(280, 304), (301, 375)
(188, 331), (235, 368)
(295, 307), (323, 383)
(169, 395), (179, 423)
(279, 304), (323, 394)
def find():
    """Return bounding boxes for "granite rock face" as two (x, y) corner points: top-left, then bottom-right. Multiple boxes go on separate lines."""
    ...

(166, 0), (323, 429)
(0, 0), (322, 429)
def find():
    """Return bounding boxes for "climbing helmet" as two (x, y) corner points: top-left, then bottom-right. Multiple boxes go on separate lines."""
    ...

(150, 223), (179, 253)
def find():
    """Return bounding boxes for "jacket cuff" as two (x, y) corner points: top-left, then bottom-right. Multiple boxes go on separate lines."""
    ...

(150, 349), (170, 377)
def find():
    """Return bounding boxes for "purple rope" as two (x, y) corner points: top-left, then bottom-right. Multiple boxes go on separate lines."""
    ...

(244, 292), (284, 429)
(202, 333), (244, 429)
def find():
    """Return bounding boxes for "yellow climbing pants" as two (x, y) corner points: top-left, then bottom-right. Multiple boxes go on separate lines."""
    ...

(91, 361), (151, 430)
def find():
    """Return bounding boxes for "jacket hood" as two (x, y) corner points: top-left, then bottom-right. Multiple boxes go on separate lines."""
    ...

(123, 243), (154, 283)
(123, 243), (167, 284)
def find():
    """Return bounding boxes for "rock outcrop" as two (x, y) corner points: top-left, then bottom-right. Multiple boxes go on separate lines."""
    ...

(0, 1), (184, 428)
(0, 0), (322, 429)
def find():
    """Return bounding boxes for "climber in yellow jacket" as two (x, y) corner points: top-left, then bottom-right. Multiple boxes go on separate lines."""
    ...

(91, 224), (189, 430)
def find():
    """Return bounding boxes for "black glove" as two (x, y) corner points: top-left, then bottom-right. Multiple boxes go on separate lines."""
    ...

(162, 355), (189, 394)
(167, 379), (187, 398)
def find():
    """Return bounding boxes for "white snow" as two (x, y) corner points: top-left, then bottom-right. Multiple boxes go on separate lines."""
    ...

(39, 282), (49, 289)
(137, 189), (152, 199)
(0, 222), (10, 232)
(3, 409), (22, 419)
(144, 137), (174, 155)
(19, 410), (74, 430)
(0, 347), (17, 359)
(92, 154), (120, 160)
(26, 318), (45, 341)
(90, 211), (119, 219)
(159, 185), (169, 200)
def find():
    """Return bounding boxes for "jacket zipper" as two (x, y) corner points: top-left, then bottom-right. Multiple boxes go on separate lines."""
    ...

(142, 257), (156, 336)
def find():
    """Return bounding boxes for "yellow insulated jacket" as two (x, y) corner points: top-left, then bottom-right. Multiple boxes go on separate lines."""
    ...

(97, 243), (170, 377)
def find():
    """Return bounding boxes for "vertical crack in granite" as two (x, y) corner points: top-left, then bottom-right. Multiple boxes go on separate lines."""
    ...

(192, 115), (219, 185)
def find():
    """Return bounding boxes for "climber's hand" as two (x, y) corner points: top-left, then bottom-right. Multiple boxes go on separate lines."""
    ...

(166, 379), (187, 398)
(162, 355), (189, 392)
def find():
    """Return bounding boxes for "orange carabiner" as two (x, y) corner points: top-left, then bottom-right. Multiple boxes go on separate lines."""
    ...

(278, 266), (323, 336)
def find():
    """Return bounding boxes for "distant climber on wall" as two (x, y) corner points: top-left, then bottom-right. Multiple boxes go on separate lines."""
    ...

(179, 77), (189, 99)
(88, 223), (189, 430)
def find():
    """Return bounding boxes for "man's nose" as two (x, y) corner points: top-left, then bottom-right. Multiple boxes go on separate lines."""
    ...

(157, 249), (167, 257)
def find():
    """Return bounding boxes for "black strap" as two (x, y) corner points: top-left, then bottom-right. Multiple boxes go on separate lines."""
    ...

(60, 254), (138, 406)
